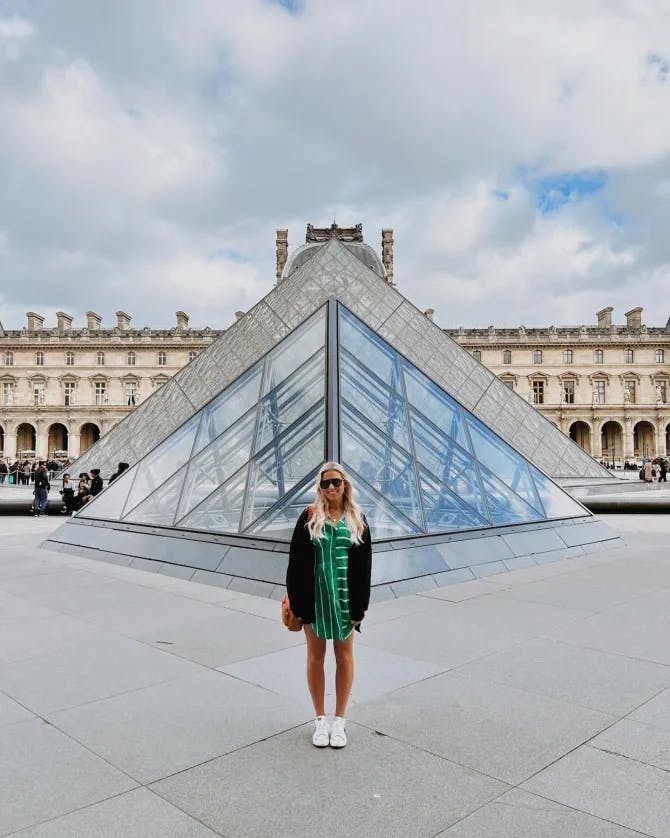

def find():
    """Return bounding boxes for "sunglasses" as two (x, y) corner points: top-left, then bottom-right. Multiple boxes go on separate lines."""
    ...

(320, 478), (343, 489)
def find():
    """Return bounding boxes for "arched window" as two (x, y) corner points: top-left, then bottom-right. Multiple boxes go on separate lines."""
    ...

(96, 351), (105, 366)
(35, 351), (44, 366)
(65, 350), (75, 366)
(624, 349), (634, 364)
(188, 351), (197, 362)
(127, 351), (136, 366)
(502, 350), (512, 364)
(4, 351), (13, 366)
(594, 349), (604, 364)
(656, 349), (665, 364)
(158, 351), (166, 366)
(563, 349), (573, 364)
(472, 350), (481, 362)
(533, 350), (543, 364)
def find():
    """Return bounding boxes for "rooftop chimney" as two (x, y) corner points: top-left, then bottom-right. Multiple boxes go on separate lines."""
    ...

(596, 306), (613, 329)
(26, 312), (44, 331)
(276, 229), (288, 283)
(625, 307), (643, 330)
(56, 311), (73, 332)
(175, 311), (189, 330)
(381, 229), (395, 285)
(116, 310), (132, 330)
(86, 311), (102, 331)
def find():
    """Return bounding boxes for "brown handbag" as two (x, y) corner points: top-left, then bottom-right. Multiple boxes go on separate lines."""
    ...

(281, 594), (302, 632)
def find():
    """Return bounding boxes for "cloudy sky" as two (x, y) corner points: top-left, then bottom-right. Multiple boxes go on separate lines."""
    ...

(1, 0), (669, 331)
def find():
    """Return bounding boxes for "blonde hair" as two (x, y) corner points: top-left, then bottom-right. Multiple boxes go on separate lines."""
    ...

(307, 461), (366, 545)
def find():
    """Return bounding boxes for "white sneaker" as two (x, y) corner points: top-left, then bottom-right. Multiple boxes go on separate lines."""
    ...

(330, 716), (347, 748)
(312, 716), (329, 747)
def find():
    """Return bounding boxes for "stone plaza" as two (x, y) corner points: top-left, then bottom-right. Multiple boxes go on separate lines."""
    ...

(0, 510), (669, 836)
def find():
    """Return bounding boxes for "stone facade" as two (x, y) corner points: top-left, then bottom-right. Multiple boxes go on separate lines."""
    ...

(0, 310), (223, 461)
(445, 307), (670, 465)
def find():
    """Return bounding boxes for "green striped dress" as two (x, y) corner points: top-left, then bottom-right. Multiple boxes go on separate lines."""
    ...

(312, 518), (353, 641)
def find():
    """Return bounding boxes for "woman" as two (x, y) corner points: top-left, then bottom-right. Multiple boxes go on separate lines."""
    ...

(286, 462), (372, 749)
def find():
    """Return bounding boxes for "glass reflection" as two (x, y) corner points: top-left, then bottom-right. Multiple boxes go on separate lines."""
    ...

(339, 308), (403, 390)
(419, 467), (489, 531)
(124, 465), (187, 526)
(193, 365), (262, 456)
(530, 466), (587, 519)
(77, 464), (138, 521)
(177, 466), (249, 532)
(403, 362), (470, 451)
(261, 308), (326, 397)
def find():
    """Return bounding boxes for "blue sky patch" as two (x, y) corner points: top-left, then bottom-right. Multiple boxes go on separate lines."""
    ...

(648, 53), (669, 83)
(268, 0), (305, 14)
(492, 189), (509, 201)
(527, 170), (608, 213)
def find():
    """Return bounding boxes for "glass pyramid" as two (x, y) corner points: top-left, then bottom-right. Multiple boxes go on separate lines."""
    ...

(78, 301), (587, 539)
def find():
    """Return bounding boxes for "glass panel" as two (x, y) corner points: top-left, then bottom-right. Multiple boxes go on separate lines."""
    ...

(261, 307), (325, 397)
(418, 467), (489, 532)
(347, 470), (421, 539)
(177, 409), (257, 520)
(341, 403), (423, 528)
(478, 463), (544, 525)
(242, 403), (325, 529)
(403, 362), (470, 451)
(410, 408), (489, 520)
(77, 465), (138, 521)
(466, 416), (542, 512)
(124, 466), (187, 526)
(193, 365), (262, 456)
(177, 465), (249, 533)
(530, 466), (587, 519)
(244, 470), (320, 538)
(339, 307), (403, 390)
(123, 415), (199, 513)
(255, 350), (325, 454)
(340, 349), (411, 452)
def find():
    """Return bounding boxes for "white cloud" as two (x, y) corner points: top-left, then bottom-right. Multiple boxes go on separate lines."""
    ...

(0, 0), (669, 330)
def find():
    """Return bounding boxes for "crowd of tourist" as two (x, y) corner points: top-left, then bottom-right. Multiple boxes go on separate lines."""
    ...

(0, 458), (68, 485)
(28, 460), (130, 516)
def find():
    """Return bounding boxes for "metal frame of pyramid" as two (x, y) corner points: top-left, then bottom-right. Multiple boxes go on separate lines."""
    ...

(45, 238), (622, 599)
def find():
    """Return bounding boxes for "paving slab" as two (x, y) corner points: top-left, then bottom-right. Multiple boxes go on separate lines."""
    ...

(48, 669), (308, 783)
(0, 717), (137, 835)
(12, 787), (220, 838)
(437, 788), (643, 837)
(0, 690), (34, 727)
(350, 670), (614, 784)
(0, 613), (115, 665)
(0, 634), (203, 714)
(629, 685), (670, 730)
(523, 745), (670, 837)
(458, 637), (670, 715)
(151, 722), (508, 838)
(219, 642), (445, 707)
(590, 717), (670, 772)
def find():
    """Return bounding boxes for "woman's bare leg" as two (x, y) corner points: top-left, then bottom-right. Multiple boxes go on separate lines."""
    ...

(304, 624), (327, 716)
(333, 630), (355, 718)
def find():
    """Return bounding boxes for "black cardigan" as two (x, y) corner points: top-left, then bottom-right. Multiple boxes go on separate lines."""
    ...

(286, 509), (372, 625)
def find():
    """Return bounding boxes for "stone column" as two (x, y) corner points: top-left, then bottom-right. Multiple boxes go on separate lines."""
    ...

(4, 432), (16, 460)
(35, 422), (48, 459)
(68, 430), (80, 461)
(623, 417), (634, 463)
(276, 229), (288, 283)
(656, 419), (666, 458)
(591, 416), (603, 459)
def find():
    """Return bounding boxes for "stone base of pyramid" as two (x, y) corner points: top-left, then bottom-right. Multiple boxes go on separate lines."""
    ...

(44, 514), (623, 602)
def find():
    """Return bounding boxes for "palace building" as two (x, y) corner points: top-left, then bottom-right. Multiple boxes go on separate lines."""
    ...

(1, 226), (667, 468)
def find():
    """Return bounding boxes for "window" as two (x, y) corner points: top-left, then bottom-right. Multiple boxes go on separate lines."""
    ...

(624, 349), (634, 364)
(188, 350), (197, 362)
(656, 349), (665, 364)
(94, 381), (107, 405)
(158, 351), (166, 366)
(36, 351), (44, 366)
(623, 381), (636, 403)
(501, 378), (514, 390)
(563, 349), (573, 364)
(64, 381), (76, 406)
(33, 382), (45, 406)
(593, 380), (606, 404)
(502, 350), (512, 364)
(594, 349), (604, 364)
(65, 351), (74, 366)
(532, 380), (544, 404)
(127, 351), (136, 366)
(533, 350), (543, 364)
(96, 351), (105, 366)
(125, 381), (138, 406)
(563, 380), (575, 404)
(472, 350), (481, 361)
(4, 351), (13, 366)
(2, 382), (13, 406)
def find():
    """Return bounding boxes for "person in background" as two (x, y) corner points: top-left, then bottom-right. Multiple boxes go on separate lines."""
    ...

(60, 473), (76, 514)
(0, 459), (7, 484)
(76, 473), (91, 506)
(33, 461), (50, 517)
(89, 469), (103, 498)
(109, 462), (130, 483)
